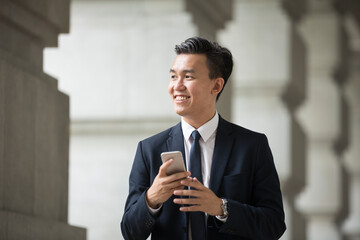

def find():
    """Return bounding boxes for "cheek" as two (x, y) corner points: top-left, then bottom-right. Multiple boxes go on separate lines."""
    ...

(189, 84), (208, 97)
(168, 82), (173, 94)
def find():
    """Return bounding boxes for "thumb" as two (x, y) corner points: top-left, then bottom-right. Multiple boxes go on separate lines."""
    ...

(159, 158), (174, 176)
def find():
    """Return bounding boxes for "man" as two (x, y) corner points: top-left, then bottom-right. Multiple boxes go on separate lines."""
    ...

(121, 37), (286, 240)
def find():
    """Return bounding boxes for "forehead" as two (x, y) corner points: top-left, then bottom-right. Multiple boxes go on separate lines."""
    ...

(171, 54), (208, 72)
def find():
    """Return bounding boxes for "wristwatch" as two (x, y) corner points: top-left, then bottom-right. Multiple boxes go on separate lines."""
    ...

(219, 198), (228, 218)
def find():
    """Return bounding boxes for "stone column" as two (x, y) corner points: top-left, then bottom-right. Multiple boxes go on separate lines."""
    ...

(0, 0), (86, 239)
(295, 1), (342, 239)
(185, 0), (233, 119)
(185, 0), (232, 41)
(341, 15), (360, 240)
(219, 0), (305, 239)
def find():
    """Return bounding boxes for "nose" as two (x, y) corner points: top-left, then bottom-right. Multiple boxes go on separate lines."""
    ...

(173, 78), (185, 91)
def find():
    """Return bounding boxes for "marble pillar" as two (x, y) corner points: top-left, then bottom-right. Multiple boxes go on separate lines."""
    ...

(341, 15), (360, 240)
(185, 0), (233, 119)
(0, 0), (86, 239)
(295, 1), (342, 239)
(219, 0), (305, 239)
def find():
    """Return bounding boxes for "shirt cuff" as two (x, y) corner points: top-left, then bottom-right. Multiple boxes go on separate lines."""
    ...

(145, 194), (162, 216)
(215, 215), (228, 222)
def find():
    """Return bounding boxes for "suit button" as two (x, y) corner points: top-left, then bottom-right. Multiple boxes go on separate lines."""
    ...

(226, 228), (234, 233)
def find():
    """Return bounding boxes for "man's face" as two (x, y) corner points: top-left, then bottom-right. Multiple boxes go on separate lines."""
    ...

(168, 54), (222, 124)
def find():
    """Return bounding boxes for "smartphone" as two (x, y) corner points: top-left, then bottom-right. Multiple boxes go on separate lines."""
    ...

(161, 151), (186, 175)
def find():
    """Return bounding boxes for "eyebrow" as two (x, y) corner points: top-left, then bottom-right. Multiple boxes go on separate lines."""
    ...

(169, 69), (195, 74)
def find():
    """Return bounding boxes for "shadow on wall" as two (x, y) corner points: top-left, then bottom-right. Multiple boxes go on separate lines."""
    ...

(281, 14), (307, 240)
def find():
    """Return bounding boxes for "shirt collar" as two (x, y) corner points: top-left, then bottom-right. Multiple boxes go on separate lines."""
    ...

(181, 112), (219, 143)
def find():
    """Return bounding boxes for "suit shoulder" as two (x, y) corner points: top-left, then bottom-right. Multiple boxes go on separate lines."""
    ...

(220, 118), (267, 141)
(140, 122), (180, 146)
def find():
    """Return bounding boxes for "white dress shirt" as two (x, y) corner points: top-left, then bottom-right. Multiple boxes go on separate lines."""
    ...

(181, 113), (218, 189)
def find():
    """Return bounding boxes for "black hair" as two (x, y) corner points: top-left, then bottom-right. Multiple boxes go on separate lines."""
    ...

(174, 37), (233, 100)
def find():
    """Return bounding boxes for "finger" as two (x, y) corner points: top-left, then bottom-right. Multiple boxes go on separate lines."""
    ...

(173, 189), (199, 197)
(173, 198), (199, 205)
(179, 205), (202, 212)
(158, 159), (174, 176)
(176, 177), (193, 186)
(164, 172), (191, 186)
(166, 180), (186, 190)
(167, 171), (191, 181)
(180, 177), (206, 190)
(173, 185), (186, 191)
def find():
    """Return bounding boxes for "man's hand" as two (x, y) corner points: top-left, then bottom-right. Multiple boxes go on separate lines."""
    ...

(173, 177), (223, 216)
(146, 159), (191, 209)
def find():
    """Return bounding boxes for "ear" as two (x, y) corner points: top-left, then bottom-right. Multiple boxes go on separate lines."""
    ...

(211, 78), (224, 95)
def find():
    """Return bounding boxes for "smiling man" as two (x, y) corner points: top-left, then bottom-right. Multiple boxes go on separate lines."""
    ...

(121, 37), (286, 240)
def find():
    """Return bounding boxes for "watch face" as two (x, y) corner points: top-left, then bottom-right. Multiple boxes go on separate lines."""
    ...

(221, 199), (228, 216)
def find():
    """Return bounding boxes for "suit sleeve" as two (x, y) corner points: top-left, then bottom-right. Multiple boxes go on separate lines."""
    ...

(216, 134), (286, 239)
(121, 141), (158, 240)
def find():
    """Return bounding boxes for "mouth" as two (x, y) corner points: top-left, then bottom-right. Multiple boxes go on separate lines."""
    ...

(174, 95), (190, 101)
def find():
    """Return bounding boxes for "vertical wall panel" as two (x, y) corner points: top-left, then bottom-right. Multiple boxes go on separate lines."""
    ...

(4, 62), (36, 215)
(0, 0), (85, 238)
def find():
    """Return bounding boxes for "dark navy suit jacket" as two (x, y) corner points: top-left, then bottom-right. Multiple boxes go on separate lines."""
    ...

(121, 116), (286, 240)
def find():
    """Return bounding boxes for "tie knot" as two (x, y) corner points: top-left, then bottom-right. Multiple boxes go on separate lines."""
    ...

(191, 130), (201, 142)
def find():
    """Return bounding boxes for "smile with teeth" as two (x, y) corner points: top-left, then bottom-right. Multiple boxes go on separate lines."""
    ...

(175, 95), (190, 101)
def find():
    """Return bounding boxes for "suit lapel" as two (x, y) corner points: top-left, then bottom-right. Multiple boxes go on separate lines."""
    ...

(209, 116), (234, 195)
(166, 122), (187, 168)
(166, 122), (188, 228)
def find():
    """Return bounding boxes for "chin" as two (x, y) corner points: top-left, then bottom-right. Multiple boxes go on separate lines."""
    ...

(174, 108), (187, 117)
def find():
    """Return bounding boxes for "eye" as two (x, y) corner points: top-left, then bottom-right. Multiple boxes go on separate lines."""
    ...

(170, 75), (177, 80)
(185, 75), (193, 79)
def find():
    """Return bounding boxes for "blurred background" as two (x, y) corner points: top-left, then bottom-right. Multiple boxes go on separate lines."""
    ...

(1, 0), (359, 240)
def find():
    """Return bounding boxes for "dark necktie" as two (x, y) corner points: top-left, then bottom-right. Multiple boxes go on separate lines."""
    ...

(189, 130), (206, 240)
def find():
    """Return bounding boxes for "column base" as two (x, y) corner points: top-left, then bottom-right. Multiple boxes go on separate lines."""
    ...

(0, 210), (86, 240)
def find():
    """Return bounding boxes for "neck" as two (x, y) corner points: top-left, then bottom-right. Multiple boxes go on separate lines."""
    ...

(183, 111), (217, 129)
